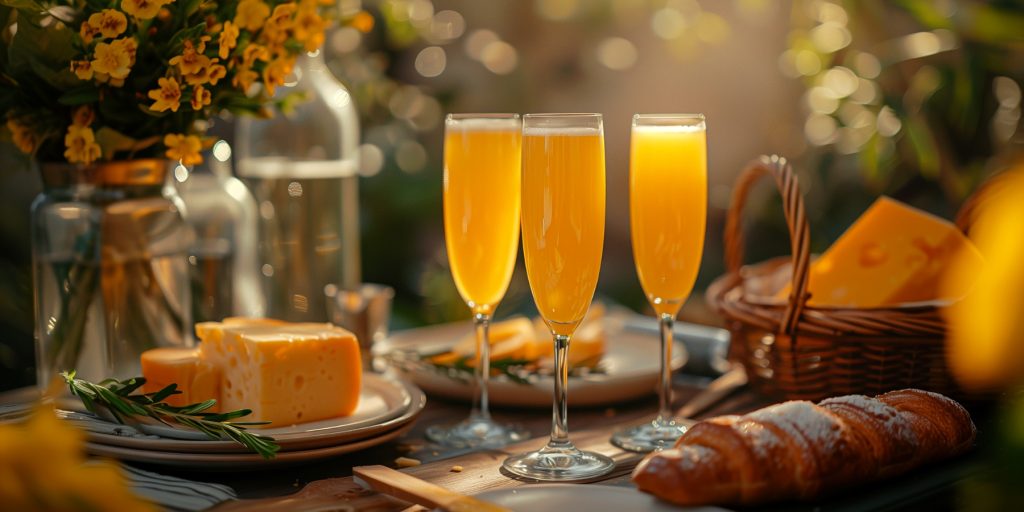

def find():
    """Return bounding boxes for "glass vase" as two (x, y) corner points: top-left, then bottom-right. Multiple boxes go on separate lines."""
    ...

(31, 159), (193, 389)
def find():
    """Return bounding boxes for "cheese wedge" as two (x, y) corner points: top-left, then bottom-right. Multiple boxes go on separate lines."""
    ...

(450, 317), (538, 363)
(140, 348), (219, 407)
(780, 197), (983, 307)
(198, 322), (362, 426)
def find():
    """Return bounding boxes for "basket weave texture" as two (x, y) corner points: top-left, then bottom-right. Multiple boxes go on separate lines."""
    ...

(707, 155), (972, 401)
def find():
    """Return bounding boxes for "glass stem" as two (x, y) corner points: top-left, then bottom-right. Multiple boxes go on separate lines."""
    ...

(550, 333), (571, 446)
(656, 313), (674, 425)
(470, 312), (491, 421)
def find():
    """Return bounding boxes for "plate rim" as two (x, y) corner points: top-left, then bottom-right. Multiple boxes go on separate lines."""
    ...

(84, 420), (417, 468)
(473, 483), (731, 512)
(387, 319), (688, 407)
(80, 375), (426, 453)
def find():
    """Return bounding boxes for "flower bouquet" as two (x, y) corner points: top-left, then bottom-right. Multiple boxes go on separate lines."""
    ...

(0, 0), (334, 385)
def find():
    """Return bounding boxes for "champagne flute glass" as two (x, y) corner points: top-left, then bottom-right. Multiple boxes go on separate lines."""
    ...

(426, 114), (529, 448)
(502, 113), (615, 480)
(611, 114), (707, 452)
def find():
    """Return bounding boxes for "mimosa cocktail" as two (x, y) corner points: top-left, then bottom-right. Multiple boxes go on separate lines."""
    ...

(428, 114), (527, 448)
(503, 113), (615, 481)
(612, 114), (707, 452)
(521, 129), (606, 336)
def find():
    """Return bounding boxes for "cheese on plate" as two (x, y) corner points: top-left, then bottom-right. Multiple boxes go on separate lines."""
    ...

(140, 347), (219, 407)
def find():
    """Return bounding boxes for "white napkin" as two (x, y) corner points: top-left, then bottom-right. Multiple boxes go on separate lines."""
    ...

(119, 464), (237, 511)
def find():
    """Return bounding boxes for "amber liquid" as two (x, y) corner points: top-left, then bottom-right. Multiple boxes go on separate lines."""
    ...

(521, 128), (606, 336)
(630, 124), (707, 316)
(443, 122), (522, 315)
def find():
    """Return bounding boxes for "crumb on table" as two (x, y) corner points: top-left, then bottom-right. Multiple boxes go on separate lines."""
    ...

(450, 465), (464, 473)
(394, 457), (422, 468)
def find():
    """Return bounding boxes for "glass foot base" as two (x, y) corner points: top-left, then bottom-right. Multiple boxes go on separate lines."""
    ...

(425, 417), (528, 449)
(611, 419), (688, 453)
(502, 443), (615, 481)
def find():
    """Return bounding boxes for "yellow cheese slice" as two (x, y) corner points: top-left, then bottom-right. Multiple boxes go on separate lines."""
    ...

(451, 317), (536, 362)
(140, 347), (220, 407)
(779, 197), (983, 307)
(202, 322), (362, 426)
(446, 304), (607, 367)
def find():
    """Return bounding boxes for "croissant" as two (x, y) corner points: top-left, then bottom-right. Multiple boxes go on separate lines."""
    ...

(631, 389), (976, 506)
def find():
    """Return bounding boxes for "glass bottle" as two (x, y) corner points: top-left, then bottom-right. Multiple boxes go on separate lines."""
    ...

(173, 144), (264, 323)
(235, 50), (361, 322)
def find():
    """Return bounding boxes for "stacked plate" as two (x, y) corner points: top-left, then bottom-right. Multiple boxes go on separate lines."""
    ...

(61, 374), (425, 469)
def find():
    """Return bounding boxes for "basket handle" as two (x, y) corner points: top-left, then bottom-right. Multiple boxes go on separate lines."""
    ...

(724, 155), (811, 335)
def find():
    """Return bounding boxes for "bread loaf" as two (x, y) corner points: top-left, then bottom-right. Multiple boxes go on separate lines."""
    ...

(632, 389), (975, 506)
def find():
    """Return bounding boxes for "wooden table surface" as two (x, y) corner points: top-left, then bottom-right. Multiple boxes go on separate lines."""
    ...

(116, 372), (994, 512)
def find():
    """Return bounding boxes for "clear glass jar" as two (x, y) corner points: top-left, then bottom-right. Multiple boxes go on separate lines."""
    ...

(31, 159), (193, 388)
(236, 49), (361, 322)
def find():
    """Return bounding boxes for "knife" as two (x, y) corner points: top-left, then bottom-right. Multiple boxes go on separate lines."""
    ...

(674, 365), (747, 420)
(353, 465), (510, 512)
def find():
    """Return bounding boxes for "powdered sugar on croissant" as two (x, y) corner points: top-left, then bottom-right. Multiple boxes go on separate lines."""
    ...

(632, 389), (975, 506)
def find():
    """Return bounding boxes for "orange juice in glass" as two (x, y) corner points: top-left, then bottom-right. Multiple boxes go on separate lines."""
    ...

(427, 114), (527, 448)
(612, 114), (707, 452)
(502, 113), (615, 481)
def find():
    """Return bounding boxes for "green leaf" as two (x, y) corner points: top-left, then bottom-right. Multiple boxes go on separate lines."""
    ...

(58, 86), (100, 106)
(95, 126), (140, 159)
(8, 12), (77, 76)
(1, 0), (47, 11)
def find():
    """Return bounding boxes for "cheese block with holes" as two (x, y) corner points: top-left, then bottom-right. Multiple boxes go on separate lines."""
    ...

(778, 197), (983, 307)
(198, 322), (362, 426)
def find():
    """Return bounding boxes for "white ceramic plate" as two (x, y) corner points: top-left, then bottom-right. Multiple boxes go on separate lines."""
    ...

(74, 374), (426, 453)
(473, 484), (730, 512)
(84, 420), (416, 469)
(384, 313), (687, 408)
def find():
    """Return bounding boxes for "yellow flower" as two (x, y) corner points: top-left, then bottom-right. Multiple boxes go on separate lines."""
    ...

(164, 133), (203, 165)
(190, 85), (211, 110)
(64, 125), (101, 164)
(6, 118), (36, 154)
(121, 0), (170, 20)
(351, 10), (375, 33)
(262, 56), (294, 96)
(71, 60), (94, 80)
(196, 35), (212, 53)
(260, 4), (296, 46)
(91, 38), (133, 82)
(0, 407), (157, 511)
(169, 40), (209, 75)
(147, 76), (182, 112)
(117, 36), (139, 66)
(72, 105), (95, 127)
(79, 21), (98, 44)
(218, 21), (239, 59)
(294, 9), (326, 52)
(183, 58), (226, 86)
(207, 63), (227, 85)
(242, 44), (270, 66)
(235, 0), (270, 32)
(232, 64), (259, 92)
(87, 9), (128, 39)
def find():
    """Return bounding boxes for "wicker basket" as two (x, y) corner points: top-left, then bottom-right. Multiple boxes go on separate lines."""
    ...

(707, 155), (977, 401)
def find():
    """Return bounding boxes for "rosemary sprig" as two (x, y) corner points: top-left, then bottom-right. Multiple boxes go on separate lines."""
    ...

(61, 371), (280, 460)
